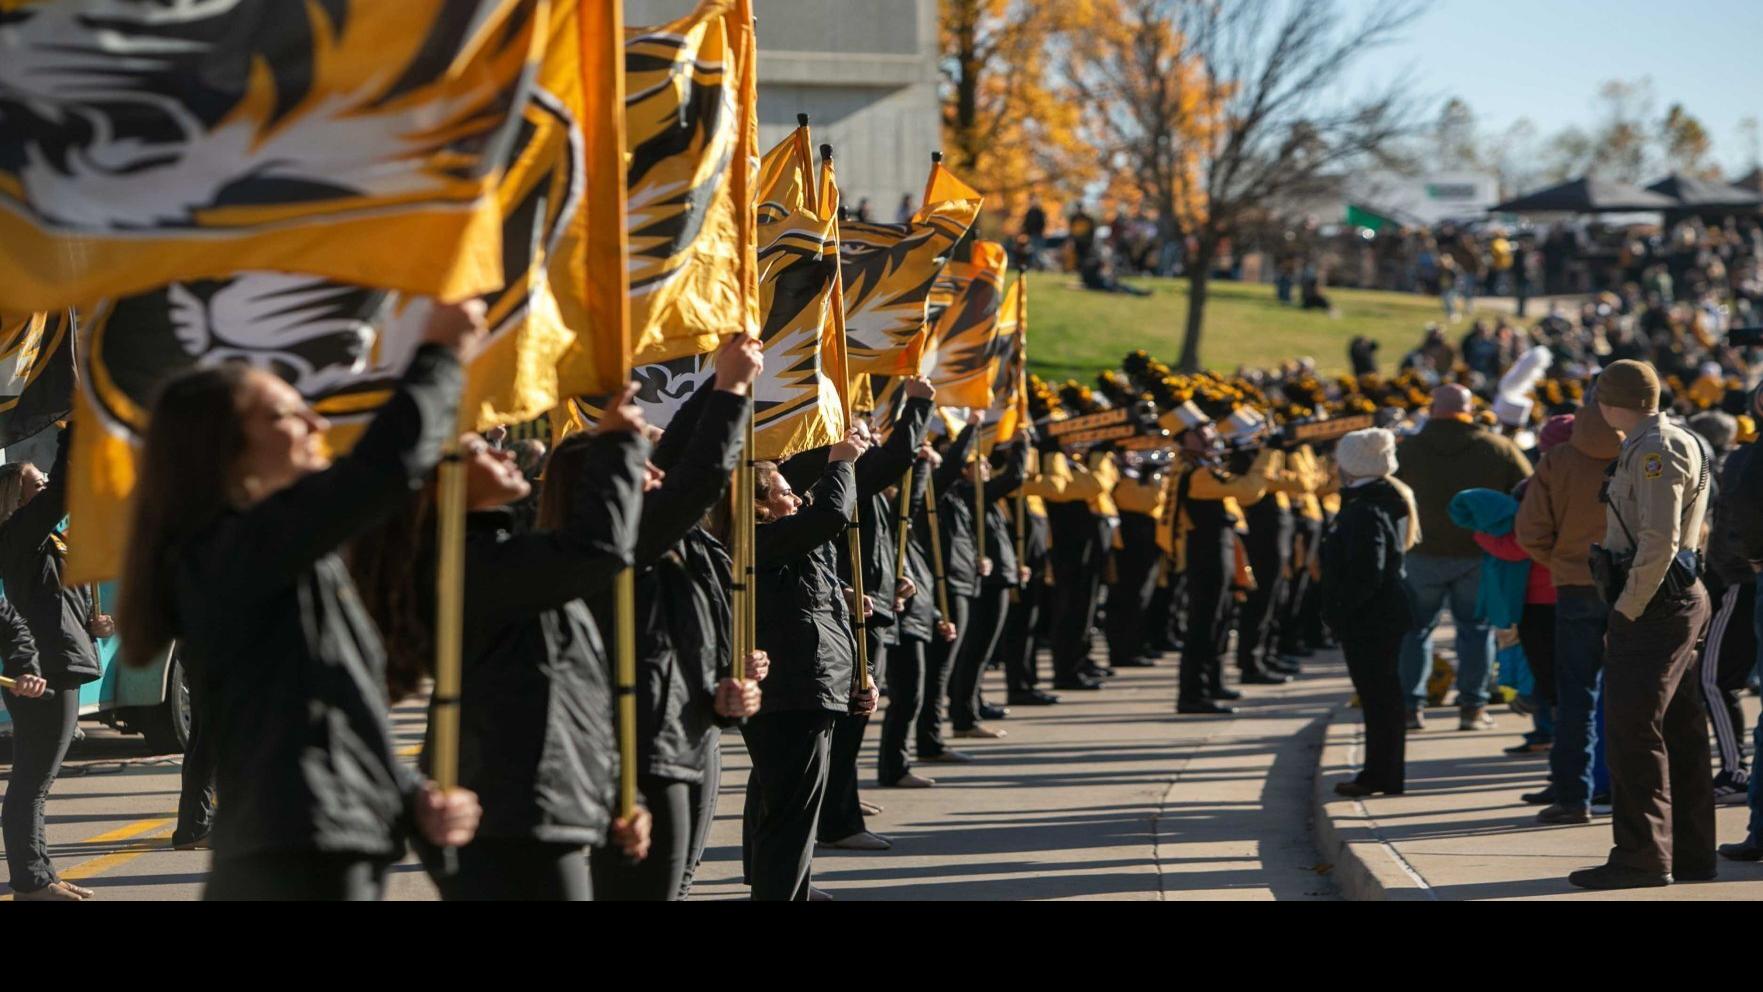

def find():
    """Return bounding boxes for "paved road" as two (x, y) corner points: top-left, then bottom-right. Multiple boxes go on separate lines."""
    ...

(0, 656), (1347, 901)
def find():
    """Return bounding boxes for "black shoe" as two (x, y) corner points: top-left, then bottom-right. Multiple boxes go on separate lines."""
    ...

(1675, 865), (1718, 882)
(1718, 841), (1763, 862)
(1590, 791), (1611, 807)
(1177, 698), (1236, 715)
(1536, 803), (1590, 825)
(1241, 671), (1293, 686)
(1052, 677), (1103, 691)
(917, 749), (975, 764)
(1567, 864), (1671, 890)
(1334, 780), (1401, 798)
(1520, 786), (1558, 806)
(1141, 648), (1166, 660)
(1208, 686), (1243, 701)
(978, 703), (1010, 720)
(1007, 690), (1060, 706)
(1082, 664), (1118, 679)
(1505, 740), (1552, 756)
(1266, 657), (1300, 675)
(1112, 656), (1157, 668)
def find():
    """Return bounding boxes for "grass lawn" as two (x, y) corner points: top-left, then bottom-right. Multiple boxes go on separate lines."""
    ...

(1023, 271), (1520, 385)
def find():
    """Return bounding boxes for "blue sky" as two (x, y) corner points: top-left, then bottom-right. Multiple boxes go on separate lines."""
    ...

(1340, 0), (1763, 175)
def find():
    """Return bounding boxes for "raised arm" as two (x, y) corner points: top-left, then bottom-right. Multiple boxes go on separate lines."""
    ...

(934, 423), (978, 493)
(755, 460), (856, 571)
(632, 390), (749, 567)
(981, 442), (1028, 502)
(213, 344), (464, 601)
(856, 395), (933, 496)
(468, 430), (650, 622)
(0, 425), (69, 563)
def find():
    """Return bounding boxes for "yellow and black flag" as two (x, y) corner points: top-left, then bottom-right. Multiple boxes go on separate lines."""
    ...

(838, 159), (983, 377)
(0, 0), (546, 312)
(979, 274), (1028, 453)
(625, 0), (760, 363)
(64, 0), (624, 584)
(928, 239), (1009, 410)
(0, 311), (75, 447)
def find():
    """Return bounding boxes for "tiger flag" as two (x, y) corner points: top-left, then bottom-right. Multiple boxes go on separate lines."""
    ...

(625, 0), (760, 364)
(0, 1), (545, 313)
(979, 274), (1028, 454)
(64, 0), (621, 584)
(0, 311), (75, 447)
(838, 158), (983, 376)
(558, 121), (843, 462)
(927, 240), (1009, 410)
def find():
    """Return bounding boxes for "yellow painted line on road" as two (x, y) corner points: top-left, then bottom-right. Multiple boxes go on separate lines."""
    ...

(0, 815), (176, 900)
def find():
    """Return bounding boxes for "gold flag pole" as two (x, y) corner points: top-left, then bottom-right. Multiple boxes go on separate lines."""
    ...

(728, 0), (758, 686)
(925, 474), (952, 623)
(973, 445), (985, 582)
(1012, 273), (1028, 603)
(582, 0), (638, 821)
(819, 140), (869, 696)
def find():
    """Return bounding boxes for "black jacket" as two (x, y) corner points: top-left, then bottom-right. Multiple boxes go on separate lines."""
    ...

(0, 430), (99, 686)
(589, 381), (747, 782)
(754, 459), (857, 715)
(917, 424), (981, 596)
(0, 594), (39, 680)
(947, 444), (1027, 592)
(894, 460), (941, 642)
(428, 430), (647, 846)
(1734, 439), (1763, 566)
(1319, 479), (1417, 642)
(172, 344), (458, 862)
(782, 396), (933, 647)
(1708, 444), (1756, 587)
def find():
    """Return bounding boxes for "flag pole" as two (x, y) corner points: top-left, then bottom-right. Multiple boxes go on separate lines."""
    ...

(431, 429), (467, 875)
(821, 141), (871, 696)
(582, 0), (638, 822)
(925, 472), (952, 623)
(1013, 273), (1028, 603)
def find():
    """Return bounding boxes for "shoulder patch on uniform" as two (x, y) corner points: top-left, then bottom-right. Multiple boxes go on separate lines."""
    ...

(1642, 452), (1664, 480)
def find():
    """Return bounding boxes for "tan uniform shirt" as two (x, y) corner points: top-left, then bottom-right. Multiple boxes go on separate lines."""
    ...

(1605, 413), (1711, 621)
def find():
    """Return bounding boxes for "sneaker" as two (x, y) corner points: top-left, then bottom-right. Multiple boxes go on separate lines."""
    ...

(953, 725), (1006, 739)
(1520, 785), (1558, 805)
(818, 831), (892, 851)
(1405, 708), (1425, 732)
(1713, 772), (1750, 805)
(1537, 803), (1590, 825)
(1590, 793), (1613, 816)
(1717, 840), (1763, 862)
(1458, 706), (1496, 731)
(1509, 695), (1535, 717)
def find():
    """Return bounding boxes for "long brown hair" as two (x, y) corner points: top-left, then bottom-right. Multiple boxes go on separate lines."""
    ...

(0, 463), (32, 528)
(116, 363), (254, 668)
(347, 483), (438, 702)
(536, 432), (594, 531)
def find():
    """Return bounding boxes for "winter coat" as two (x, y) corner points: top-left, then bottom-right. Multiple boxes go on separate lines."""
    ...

(1320, 478), (1417, 642)
(171, 344), (458, 862)
(1707, 443), (1759, 587)
(1450, 488), (1529, 628)
(894, 460), (942, 642)
(753, 459), (858, 715)
(1514, 399), (1623, 587)
(434, 428), (644, 846)
(0, 594), (39, 680)
(918, 424), (981, 598)
(0, 430), (99, 687)
(586, 382), (747, 783)
(1395, 418), (1532, 559)
(945, 445), (1027, 593)
(1735, 437), (1763, 564)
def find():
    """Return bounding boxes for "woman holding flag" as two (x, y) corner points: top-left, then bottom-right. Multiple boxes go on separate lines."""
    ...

(742, 427), (872, 900)
(350, 380), (655, 901)
(117, 302), (488, 901)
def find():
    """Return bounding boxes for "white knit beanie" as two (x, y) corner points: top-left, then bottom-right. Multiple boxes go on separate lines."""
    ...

(1335, 427), (1398, 479)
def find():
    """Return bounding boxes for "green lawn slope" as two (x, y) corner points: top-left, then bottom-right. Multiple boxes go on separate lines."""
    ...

(1022, 271), (1520, 385)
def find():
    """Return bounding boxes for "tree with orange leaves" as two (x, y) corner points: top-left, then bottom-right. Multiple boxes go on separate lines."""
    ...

(940, 0), (1097, 225)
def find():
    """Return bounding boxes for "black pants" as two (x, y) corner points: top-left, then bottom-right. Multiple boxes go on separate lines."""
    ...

(1341, 625), (1407, 793)
(1148, 570), (1184, 650)
(1048, 523), (1101, 682)
(430, 838), (592, 901)
(592, 775), (691, 900)
(2, 686), (78, 893)
(1105, 515), (1161, 666)
(918, 595), (970, 754)
(819, 626), (884, 842)
(678, 733), (721, 900)
(1516, 603), (1557, 708)
(878, 636), (926, 784)
(1702, 581), (1757, 778)
(175, 684), (216, 843)
(950, 587), (1009, 729)
(206, 851), (389, 901)
(1278, 518), (1322, 654)
(741, 709), (835, 901)
(1603, 587), (1715, 877)
(1236, 520), (1291, 675)
(1001, 572), (1045, 694)
(1180, 539), (1234, 703)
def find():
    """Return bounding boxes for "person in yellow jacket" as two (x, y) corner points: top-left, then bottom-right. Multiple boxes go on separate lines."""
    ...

(998, 447), (1058, 706)
(1021, 431), (1116, 690)
(1236, 430), (1328, 685)
(1273, 444), (1329, 668)
(1174, 423), (1280, 714)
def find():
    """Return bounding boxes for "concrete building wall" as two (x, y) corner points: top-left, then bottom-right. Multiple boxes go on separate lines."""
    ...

(626, 0), (941, 213)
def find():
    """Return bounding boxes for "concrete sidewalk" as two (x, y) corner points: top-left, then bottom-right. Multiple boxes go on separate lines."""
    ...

(1315, 696), (1763, 900)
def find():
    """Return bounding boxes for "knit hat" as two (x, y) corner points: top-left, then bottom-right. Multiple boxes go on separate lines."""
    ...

(1538, 414), (1575, 452)
(1597, 360), (1660, 411)
(1336, 427), (1398, 479)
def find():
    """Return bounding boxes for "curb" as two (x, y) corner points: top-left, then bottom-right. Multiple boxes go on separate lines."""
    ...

(1312, 704), (1438, 902)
